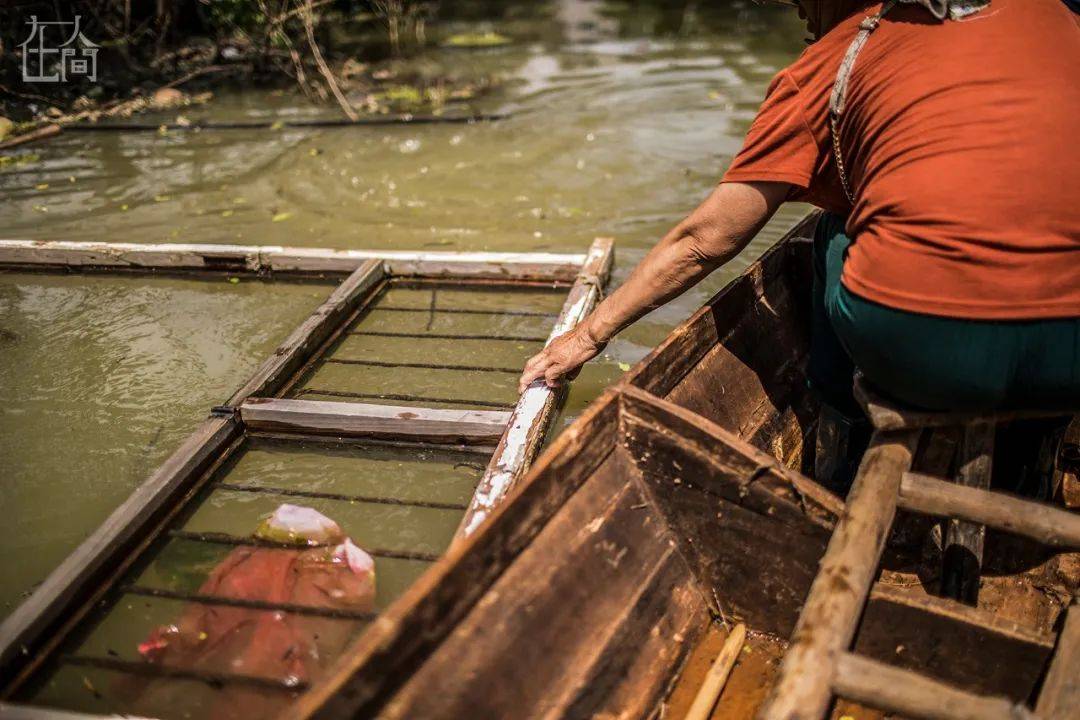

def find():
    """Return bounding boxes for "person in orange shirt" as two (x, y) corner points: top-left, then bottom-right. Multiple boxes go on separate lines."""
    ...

(519, 0), (1079, 487)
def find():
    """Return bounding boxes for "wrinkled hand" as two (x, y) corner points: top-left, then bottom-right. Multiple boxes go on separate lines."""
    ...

(518, 326), (606, 394)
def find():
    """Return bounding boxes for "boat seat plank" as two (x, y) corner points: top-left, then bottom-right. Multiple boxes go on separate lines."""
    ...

(854, 377), (1067, 432)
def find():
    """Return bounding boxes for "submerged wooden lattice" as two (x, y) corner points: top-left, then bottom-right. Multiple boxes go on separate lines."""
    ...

(0, 238), (613, 719)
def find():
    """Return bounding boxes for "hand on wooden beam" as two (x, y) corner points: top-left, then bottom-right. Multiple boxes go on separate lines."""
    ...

(518, 324), (606, 393)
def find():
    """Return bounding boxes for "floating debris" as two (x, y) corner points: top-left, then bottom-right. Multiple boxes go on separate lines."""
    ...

(443, 31), (512, 48)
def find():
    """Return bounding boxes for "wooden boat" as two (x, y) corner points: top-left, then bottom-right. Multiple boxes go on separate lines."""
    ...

(3, 216), (1077, 719)
(278, 212), (1078, 720)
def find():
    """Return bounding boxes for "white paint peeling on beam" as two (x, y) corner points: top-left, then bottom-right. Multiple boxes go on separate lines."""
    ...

(456, 236), (615, 539)
(0, 240), (587, 281)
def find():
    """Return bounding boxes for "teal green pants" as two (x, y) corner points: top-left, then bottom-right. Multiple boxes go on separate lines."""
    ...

(809, 213), (1080, 413)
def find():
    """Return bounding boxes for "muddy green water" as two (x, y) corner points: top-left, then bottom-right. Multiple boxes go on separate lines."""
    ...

(0, 0), (809, 632)
(0, 274), (331, 616)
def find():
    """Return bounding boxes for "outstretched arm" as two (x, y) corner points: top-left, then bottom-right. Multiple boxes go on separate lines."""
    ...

(518, 180), (791, 393)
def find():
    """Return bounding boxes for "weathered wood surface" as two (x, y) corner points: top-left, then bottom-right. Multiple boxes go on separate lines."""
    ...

(620, 387), (839, 639)
(240, 397), (510, 445)
(942, 421), (994, 604)
(456, 237), (614, 539)
(685, 624), (746, 720)
(832, 652), (1033, 720)
(224, 260), (384, 406)
(620, 224), (817, 470)
(856, 583), (1054, 701)
(621, 386), (841, 525)
(758, 429), (920, 720)
(900, 471), (1080, 548)
(0, 702), (154, 720)
(380, 448), (704, 720)
(286, 391), (622, 720)
(0, 239), (586, 281)
(0, 416), (241, 686)
(1036, 602), (1080, 720)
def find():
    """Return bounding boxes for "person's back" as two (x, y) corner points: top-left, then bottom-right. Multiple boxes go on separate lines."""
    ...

(519, 0), (1079, 457)
(725, 0), (1080, 320)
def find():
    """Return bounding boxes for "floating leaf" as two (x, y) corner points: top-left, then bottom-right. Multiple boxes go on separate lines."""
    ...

(272, 211), (293, 222)
(269, 120), (285, 131)
(154, 194), (170, 202)
(618, 362), (631, 372)
(35, 183), (48, 190)
(228, 277), (240, 284)
(380, 85), (424, 106)
(221, 209), (234, 218)
(444, 31), (512, 48)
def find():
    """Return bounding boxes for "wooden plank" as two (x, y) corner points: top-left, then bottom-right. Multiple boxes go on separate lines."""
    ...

(0, 702), (154, 720)
(832, 652), (1032, 720)
(758, 428), (920, 720)
(285, 390), (622, 720)
(455, 237), (615, 539)
(901, 471), (1080, 548)
(857, 583), (1054, 701)
(567, 560), (706, 720)
(240, 397), (509, 445)
(619, 388), (840, 639)
(1036, 602), (1080, 720)
(0, 416), (241, 684)
(0, 240), (586, 281)
(942, 421), (994, 604)
(224, 260), (384, 406)
(379, 450), (695, 720)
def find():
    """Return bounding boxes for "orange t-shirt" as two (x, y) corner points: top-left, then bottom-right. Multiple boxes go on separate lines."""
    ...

(722, 0), (1080, 320)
